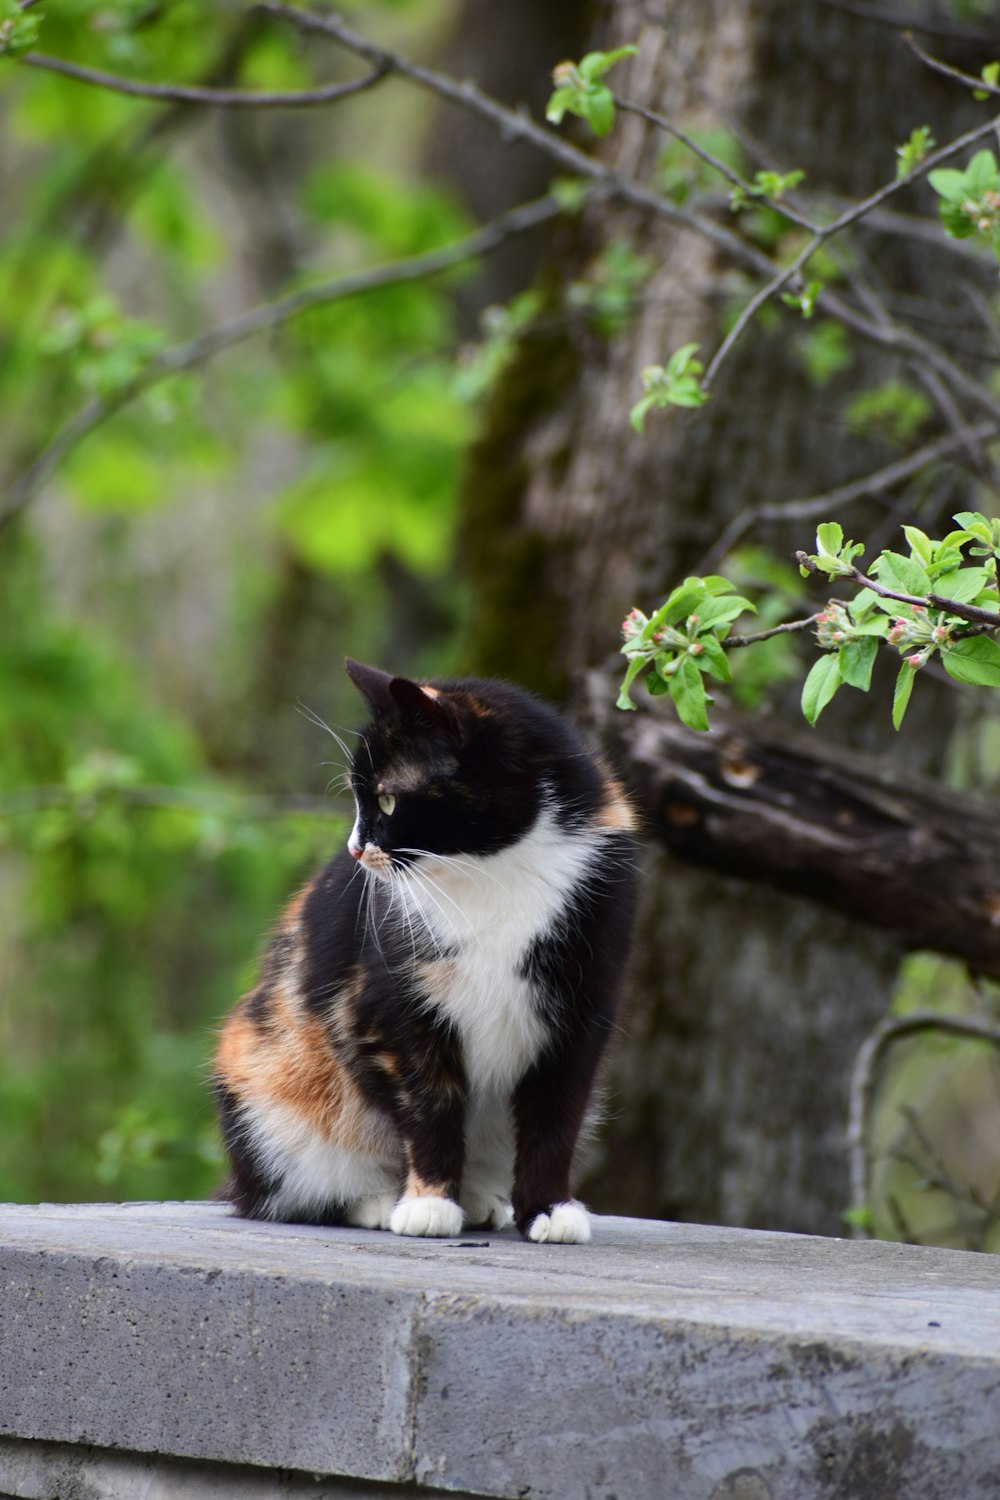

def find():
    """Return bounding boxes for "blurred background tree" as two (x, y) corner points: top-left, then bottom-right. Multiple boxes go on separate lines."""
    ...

(2, 0), (999, 1249)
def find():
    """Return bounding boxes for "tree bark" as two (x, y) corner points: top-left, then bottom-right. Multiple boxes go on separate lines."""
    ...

(457, 0), (993, 1232)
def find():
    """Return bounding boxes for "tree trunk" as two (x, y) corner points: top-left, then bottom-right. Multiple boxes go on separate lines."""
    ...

(456, 0), (990, 1231)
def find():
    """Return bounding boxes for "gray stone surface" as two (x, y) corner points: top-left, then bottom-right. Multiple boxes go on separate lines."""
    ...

(2, 1201), (1000, 1499)
(0, 1435), (459, 1500)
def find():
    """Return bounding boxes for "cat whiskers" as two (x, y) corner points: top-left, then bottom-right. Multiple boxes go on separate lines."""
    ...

(398, 863), (472, 948)
(395, 847), (509, 897)
(296, 701), (374, 779)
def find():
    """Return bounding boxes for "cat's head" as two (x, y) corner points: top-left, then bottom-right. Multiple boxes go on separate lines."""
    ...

(343, 658), (550, 878)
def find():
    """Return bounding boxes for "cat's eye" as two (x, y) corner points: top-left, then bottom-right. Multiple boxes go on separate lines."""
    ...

(377, 791), (396, 816)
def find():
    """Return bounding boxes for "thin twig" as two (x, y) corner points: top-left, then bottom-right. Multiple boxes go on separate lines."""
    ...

(903, 33), (1000, 98)
(725, 617), (820, 648)
(16, 50), (391, 106)
(698, 420), (1000, 573)
(913, 363), (1000, 494)
(0, 193), (563, 529)
(815, 0), (1000, 46)
(613, 96), (819, 233)
(255, 1), (778, 277)
(701, 106), (1000, 394)
(846, 1009), (1000, 1238)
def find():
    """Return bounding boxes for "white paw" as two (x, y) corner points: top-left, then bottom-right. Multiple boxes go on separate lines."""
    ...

(390, 1194), (464, 1238)
(460, 1187), (513, 1230)
(344, 1192), (396, 1230)
(527, 1201), (591, 1244)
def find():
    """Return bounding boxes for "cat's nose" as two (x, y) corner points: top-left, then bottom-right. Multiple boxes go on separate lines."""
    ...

(349, 844), (363, 860)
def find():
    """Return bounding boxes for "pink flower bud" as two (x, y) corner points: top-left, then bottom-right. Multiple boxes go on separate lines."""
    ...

(815, 612), (828, 623)
(906, 653), (923, 669)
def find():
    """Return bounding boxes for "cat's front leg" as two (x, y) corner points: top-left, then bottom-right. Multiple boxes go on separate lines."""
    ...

(510, 1044), (600, 1245)
(389, 1072), (467, 1238)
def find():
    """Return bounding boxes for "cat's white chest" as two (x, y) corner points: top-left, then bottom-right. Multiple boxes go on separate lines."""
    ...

(401, 809), (601, 1091)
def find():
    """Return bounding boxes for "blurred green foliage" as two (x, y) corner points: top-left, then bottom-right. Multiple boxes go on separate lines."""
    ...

(0, 0), (478, 1203)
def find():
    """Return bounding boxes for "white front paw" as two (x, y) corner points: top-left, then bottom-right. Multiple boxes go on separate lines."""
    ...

(460, 1187), (513, 1230)
(527, 1201), (591, 1244)
(390, 1194), (464, 1238)
(345, 1192), (396, 1230)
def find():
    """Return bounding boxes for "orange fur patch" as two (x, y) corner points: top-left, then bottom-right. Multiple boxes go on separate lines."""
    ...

(595, 775), (638, 832)
(215, 978), (374, 1152)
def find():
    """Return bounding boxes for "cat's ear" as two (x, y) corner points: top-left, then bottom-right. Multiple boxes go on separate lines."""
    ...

(345, 658), (465, 745)
(344, 658), (394, 715)
(388, 675), (466, 747)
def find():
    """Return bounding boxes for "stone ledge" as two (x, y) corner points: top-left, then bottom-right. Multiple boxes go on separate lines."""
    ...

(1, 1201), (999, 1500)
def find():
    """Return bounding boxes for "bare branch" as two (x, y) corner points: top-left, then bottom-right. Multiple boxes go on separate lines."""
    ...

(903, 33), (1000, 97)
(0, 194), (564, 530)
(699, 420), (1000, 572)
(725, 616), (820, 648)
(816, 0), (1000, 45)
(613, 96), (820, 233)
(847, 1010), (1000, 1239)
(16, 49), (391, 107)
(702, 106), (1000, 395)
(255, 2), (778, 278)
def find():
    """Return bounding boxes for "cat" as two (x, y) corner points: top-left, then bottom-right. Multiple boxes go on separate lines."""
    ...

(213, 658), (637, 1243)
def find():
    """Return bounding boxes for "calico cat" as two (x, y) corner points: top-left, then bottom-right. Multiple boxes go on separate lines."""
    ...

(213, 659), (636, 1243)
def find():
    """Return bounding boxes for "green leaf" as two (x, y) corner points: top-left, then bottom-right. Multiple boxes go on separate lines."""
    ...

(953, 511), (993, 544)
(666, 341), (702, 377)
(582, 85), (616, 138)
(696, 635), (733, 683)
(693, 594), (756, 629)
(668, 656), (710, 731)
(654, 577), (709, 628)
(801, 654), (843, 725)
(0, 0), (42, 56)
(838, 635), (878, 691)
(816, 521), (844, 556)
(901, 525), (932, 564)
(932, 567), (991, 606)
(545, 86), (577, 125)
(629, 394), (654, 432)
(872, 550), (931, 598)
(928, 167), (970, 201)
(578, 45), (638, 81)
(942, 635), (1000, 687)
(616, 655), (646, 710)
(892, 661), (916, 730)
(966, 149), (999, 194)
(937, 200), (976, 239)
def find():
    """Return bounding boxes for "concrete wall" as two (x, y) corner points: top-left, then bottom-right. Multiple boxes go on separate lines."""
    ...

(2, 1202), (999, 1499)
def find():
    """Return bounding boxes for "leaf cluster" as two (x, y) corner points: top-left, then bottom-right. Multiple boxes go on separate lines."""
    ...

(545, 46), (637, 138)
(617, 575), (756, 729)
(929, 149), (1000, 263)
(618, 516), (1000, 734)
(629, 343), (708, 431)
